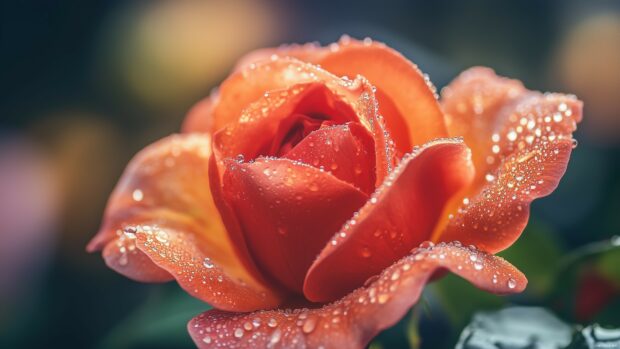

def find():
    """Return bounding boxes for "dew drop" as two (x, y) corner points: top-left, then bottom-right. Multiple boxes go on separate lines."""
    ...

(234, 328), (244, 338)
(132, 189), (144, 202)
(508, 278), (517, 289)
(269, 328), (281, 344)
(474, 262), (483, 270)
(203, 258), (214, 269)
(155, 230), (168, 243)
(267, 318), (278, 328)
(507, 130), (517, 141)
(302, 318), (316, 334)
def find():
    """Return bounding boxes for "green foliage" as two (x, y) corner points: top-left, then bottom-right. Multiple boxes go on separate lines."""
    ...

(97, 284), (210, 349)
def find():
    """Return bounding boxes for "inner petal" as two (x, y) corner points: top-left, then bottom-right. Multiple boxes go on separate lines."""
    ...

(284, 122), (376, 195)
(222, 157), (368, 294)
(213, 83), (358, 162)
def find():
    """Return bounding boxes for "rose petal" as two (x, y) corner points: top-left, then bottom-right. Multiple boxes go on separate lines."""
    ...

(213, 83), (358, 160)
(87, 134), (284, 311)
(234, 37), (448, 153)
(304, 139), (475, 302)
(436, 68), (583, 253)
(182, 94), (218, 134)
(210, 57), (396, 185)
(222, 157), (369, 293)
(188, 242), (526, 349)
(284, 123), (376, 194)
(101, 234), (172, 282)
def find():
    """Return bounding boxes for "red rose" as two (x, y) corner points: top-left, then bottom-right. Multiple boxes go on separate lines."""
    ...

(88, 36), (582, 348)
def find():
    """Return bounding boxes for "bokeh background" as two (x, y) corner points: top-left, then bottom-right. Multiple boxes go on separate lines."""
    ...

(1, 1), (619, 348)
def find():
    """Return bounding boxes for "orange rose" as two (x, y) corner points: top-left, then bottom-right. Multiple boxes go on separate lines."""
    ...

(88, 36), (582, 348)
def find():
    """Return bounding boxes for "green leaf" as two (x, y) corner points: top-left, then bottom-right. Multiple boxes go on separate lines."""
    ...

(97, 284), (210, 349)
(498, 222), (563, 296)
(430, 273), (505, 328)
(455, 307), (573, 349)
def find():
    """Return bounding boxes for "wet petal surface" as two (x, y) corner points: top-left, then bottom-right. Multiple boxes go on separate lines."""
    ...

(189, 242), (526, 349)
(304, 139), (475, 302)
(222, 157), (368, 293)
(210, 57), (396, 185)
(234, 37), (448, 152)
(87, 134), (284, 311)
(284, 123), (376, 194)
(436, 68), (583, 253)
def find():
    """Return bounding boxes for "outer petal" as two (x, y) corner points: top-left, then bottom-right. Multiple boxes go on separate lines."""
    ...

(222, 157), (368, 293)
(235, 37), (449, 152)
(210, 57), (397, 184)
(87, 134), (284, 311)
(188, 242), (527, 349)
(182, 94), (218, 134)
(101, 233), (172, 282)
(284, 123), (376, 194)
(436, 68), (583, 253)
(304, 139), (475, 302)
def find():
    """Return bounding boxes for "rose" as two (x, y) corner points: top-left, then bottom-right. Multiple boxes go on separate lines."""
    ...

(88, 36), (582, 348)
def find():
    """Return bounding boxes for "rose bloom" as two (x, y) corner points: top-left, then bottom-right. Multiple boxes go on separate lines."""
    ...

(88, 37), (582, 348)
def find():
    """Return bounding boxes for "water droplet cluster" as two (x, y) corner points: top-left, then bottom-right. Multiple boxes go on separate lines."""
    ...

(189, 241), (523, 348)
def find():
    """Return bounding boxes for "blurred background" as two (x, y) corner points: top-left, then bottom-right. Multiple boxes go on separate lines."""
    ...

(1, 0), (619, 348)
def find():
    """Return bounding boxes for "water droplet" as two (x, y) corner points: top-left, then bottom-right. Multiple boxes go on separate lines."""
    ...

(507, 278), (517, 289)
(132, 189), (144, 202)
(571, 139), (578, 149)
(507, 130), (517, 141)
(252, 318), (261, 328)
(202, 336), (212, 344)
(155, 230), (168, 243)
(360, 246), (372, 258)
(234, 328), (244, 338)
(474, 262), (483, 270)
(485, 173), (496, 182)
(378, 294), (390, 304)
(269, 328), (281, 344)
(469, 254), (478, 262)
(419, 241), (435, 249)
(302, 318), (316, 333)
(462, 197), (470, 205)
(203, 258), (214, 269)
(267, 318), (278, 328)
(235, 154), (245, 163)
